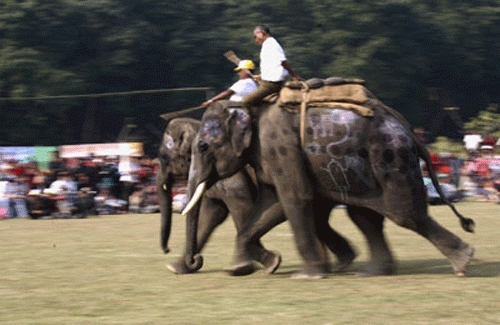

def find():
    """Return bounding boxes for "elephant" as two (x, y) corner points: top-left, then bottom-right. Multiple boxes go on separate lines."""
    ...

(182, 87), (475, 279)
(157, 117), (356, 275)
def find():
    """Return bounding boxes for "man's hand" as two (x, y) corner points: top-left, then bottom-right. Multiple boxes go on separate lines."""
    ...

(252, 74), (262, 82)
(281, 61), (302, 81)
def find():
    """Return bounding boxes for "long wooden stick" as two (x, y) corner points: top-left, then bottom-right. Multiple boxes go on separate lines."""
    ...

(159, 106), (204, 120)
(224, 50), (241, 65)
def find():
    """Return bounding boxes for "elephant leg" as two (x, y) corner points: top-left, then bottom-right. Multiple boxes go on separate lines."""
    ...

(283, 198), (330, 279)
(398, 214), (474, 276)
(346, 206), (396, 276)
(314, 202), (356, 273)
(227, 186), (285, 276)
(381, 178), (473, 275)
(230, 203), (283, 276)
(167, 197), (229, 274)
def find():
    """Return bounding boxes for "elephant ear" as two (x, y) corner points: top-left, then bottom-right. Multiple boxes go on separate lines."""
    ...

(178, 123), (197, 155)
(227, 108), (252, 157)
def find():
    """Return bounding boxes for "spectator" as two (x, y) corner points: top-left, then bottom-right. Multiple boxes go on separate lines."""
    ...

(457, 161), (478, 199)
(463, 131), (482, 154)
(448, 153), (463, 187)
(47, 151), (64, 185)
(44, 171), (78, 218)
(3, 175), (30, 218)
(79, 157), (100, 191)
(118, 155), (140, 206)
(475, 178), (498, 202)
(94, 189), (127, 215)
(480, 134), (496, 151)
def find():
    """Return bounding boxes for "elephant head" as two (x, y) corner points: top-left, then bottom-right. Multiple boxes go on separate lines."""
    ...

(180, 102), (253, 271)
(182, 102), (253, 214)
(157, 117), (200, 254)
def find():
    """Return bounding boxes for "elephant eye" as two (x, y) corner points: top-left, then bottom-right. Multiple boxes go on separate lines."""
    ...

(197, 141), (209, 153)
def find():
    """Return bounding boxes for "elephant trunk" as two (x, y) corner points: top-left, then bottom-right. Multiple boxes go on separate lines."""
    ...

(158, 173), (173, 254)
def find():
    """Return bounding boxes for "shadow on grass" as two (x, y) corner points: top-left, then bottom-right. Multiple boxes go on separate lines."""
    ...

(398, 258), (500, 277)
(271, 259), (500, 278)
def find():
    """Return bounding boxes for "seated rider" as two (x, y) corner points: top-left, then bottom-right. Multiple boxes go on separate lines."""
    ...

(241, 25), (301, 110)
(202, 60), (258, 108)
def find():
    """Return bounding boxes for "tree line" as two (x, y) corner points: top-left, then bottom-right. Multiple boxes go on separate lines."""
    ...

(1, 0), (500, 154)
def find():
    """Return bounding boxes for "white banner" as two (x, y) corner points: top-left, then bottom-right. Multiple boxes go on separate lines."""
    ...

(59, 142), (143, 158)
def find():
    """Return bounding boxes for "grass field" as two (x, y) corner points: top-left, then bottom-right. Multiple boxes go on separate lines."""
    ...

(1, 202), (499, 325)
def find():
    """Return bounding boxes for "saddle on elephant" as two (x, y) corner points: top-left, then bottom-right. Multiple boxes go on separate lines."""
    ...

(276, 77), (375, 118)
(262, 77), (375, 147)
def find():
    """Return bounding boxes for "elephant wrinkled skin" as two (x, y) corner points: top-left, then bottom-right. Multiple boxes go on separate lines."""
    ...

(184, 97), (475, 278)
(157, 117), (356, 275)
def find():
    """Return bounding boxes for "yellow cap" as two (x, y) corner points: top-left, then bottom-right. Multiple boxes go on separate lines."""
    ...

(235, 60), (255, 71)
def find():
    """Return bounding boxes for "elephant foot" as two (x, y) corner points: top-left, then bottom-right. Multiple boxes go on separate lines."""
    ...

(166, 256), (202, 275)
(166, 259), (190, 274)
(224, 261), (257, 276)
(358, 262), (397, 277)
(449, 243), (474, 276)
(332, 251), (357, 273)
(259, 250), (282, 274)
(291, 263), (330, 279)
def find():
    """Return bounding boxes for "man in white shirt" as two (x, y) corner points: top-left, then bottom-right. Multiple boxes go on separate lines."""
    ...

(202, 60), (258, 107)
(242, 25), (301, 108)
(45, 172), (78, 195)
(463, 131), (482, 153)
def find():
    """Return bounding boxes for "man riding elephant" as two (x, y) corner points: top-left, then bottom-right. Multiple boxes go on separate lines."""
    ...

(242, 25), (302, 110)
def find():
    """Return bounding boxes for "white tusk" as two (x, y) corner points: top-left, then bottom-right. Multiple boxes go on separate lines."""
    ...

(181, 182), (207, 216)
(162, 183), (167, 190)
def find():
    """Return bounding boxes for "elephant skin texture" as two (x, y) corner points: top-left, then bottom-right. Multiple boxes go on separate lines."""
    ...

(158, 117), (356, 275)
(185, 98), (474, 278)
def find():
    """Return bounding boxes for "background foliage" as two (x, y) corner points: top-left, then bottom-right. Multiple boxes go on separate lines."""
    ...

(1, 0), (500, 154)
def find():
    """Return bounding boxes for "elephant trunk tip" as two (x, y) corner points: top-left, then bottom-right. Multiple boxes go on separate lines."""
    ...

(185, 254), (204, 272)
(163, 247), (171, 254)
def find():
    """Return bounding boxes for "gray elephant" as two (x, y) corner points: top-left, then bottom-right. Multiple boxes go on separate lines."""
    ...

(157, 117), (356, 275)
(182, 83), (475, 279)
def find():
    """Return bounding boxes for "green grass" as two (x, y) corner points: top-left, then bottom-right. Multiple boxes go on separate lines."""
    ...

(1, 202), (499, 325)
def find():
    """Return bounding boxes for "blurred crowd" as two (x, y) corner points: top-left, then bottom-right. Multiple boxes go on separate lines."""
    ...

(423, 134), (500, 204)
(1, 132), (499, 220)
(0, 151), (159, 220)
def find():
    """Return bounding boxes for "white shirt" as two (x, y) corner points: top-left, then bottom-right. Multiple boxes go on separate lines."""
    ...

(260, 37), (288, 82)
(118, 156), (139, 183)
(229, 78), (258, 101)
(463, 134), (483, 151)
(46, 179), (78, 194)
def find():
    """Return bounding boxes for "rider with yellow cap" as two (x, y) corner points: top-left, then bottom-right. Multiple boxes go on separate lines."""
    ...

(201, 60), (257, 108)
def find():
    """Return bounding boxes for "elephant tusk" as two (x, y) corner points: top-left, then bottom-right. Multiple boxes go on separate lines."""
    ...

(181, 182), (207, 216)
(162, 183), (167, 190)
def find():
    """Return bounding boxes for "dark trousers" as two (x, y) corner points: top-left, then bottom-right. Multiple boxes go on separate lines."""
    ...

(242, 80), (283, 107)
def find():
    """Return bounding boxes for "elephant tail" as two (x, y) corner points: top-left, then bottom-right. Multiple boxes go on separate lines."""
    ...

(415, 140), (475, 233)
